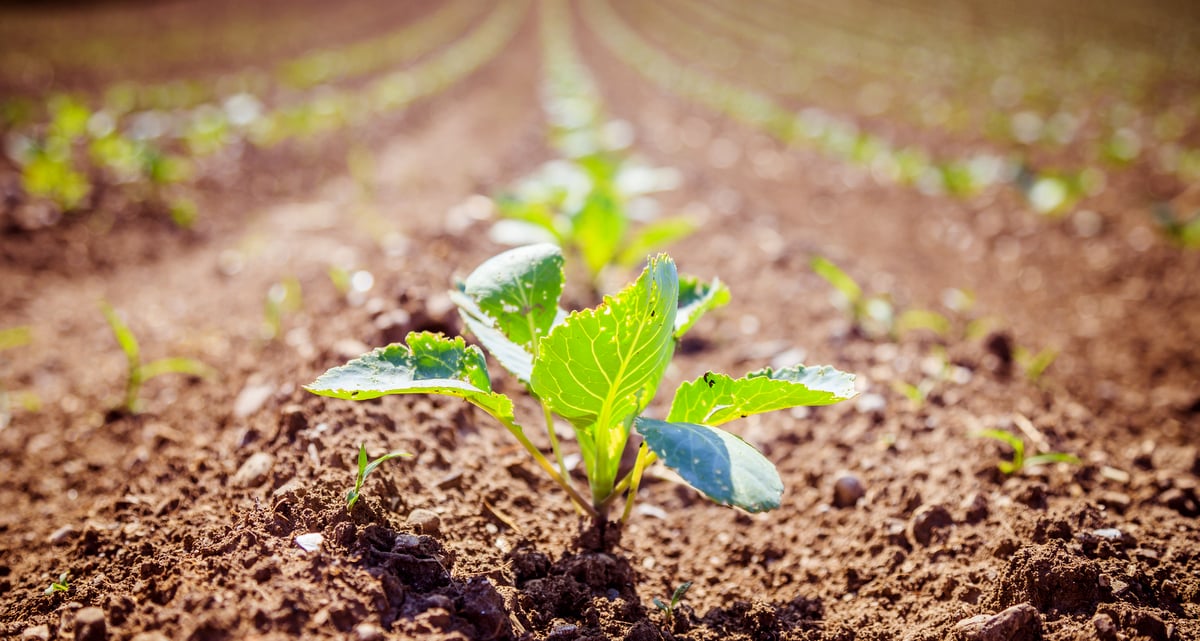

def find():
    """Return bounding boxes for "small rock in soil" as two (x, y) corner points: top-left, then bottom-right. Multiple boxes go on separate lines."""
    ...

(74, 607), (106, 641)
(129, 634), (169, 641)
(233, 382), (276, 418)
(407, 508), (441, 536)
(1160, 487), (1199, 517)
(353, 623), (384, 641)
(232, 452), (275, 488)
(1090, 613), (1118, 641)
(952, 603), (1041, 641)
(21, 625), (50, 641)
(909, 504), (953, 546)
(832, 474), (865, 508)
(1097, 491), (1132, 513)
(48, 524), (77, 545)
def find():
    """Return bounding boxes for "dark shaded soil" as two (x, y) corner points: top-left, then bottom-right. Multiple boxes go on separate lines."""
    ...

(1, 2), (1197, 640)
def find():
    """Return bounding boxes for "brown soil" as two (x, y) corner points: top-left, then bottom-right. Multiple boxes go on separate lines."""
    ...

(1, 2), (1197, 641)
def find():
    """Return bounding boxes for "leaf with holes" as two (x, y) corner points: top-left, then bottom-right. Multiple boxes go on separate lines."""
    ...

(667, 365), (857, 426)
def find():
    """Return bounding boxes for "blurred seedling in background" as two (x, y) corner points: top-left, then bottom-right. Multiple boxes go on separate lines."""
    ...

(811, 256), (951, 341)
(262, 277), (303, 341)
(491, 155), (694, 297)
(101, 302), (216, 413)
(1151, 203), (1200, 249)
(974, 429), (1079, 475)
(1014, 345), (1058, 384)
(43, 572), (69, 596)
(653, 581), (692, 626)
(308, 244), (857, 527)
(0, 326), (39, 430)
(345, 443), (411, 512)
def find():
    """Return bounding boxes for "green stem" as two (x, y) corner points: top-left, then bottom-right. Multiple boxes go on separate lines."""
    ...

(620, 443), (653, 523)
(499, 415), (597, 519)
(125, 365), (142, 413)
(541, 403), (583, 516)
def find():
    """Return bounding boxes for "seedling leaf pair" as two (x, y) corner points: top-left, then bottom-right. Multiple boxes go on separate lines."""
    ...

(345, 443), (411, 511)
(101, 302), (215, 413)
(307, 245), (857, 522)
(974, 429), (1080, 475)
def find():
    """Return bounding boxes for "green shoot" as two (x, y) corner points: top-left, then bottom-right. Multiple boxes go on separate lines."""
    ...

(346, 443), (411, 511)
(810, 256), (895, 338)
(0, 326), (32, 351)
(1014, 346), (1058, 384)
(974, 429), (1080, 475)
(307, 244), (857, 525)
(101, 302), (216, 413)
(44, 572), (69, 596)
(653, 581), (693, 625)
(262, 278), (303, 340)
(1152, 204), (1200, 249)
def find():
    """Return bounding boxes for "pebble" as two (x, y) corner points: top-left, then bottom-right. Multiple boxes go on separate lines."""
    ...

(952, 603), (1040, 641)
(233, 382), (275, 418)
(232, 452), (275, 488)
(832, 474), (865, 508)
(130, 633), (170, 641)
(909, 504), (953, 546)
(48, 524), (78, 545)
(21, 625), (50, 640)
(407, 509), (441, 536)
(1090, 613), (1118, 641)
(1097, 491), (1132, 512)
(1092, 528), (1124, 541)
(74, 607), (106, 641)
(354, 623), (384, 641)
(855, 393), (886, 414)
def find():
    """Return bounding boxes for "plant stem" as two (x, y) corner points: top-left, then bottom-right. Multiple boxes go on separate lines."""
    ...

(602, 449), (659, 512)
(620, 443), (653, 523)
(541, 403), (583, 516)
(500, 416), (597, 519)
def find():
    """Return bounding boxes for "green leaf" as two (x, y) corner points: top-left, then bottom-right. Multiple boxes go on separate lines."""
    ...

(460, 243), (565, 350)
(572, 189), (626, 278)
(636, 417), (783, 512)
(531, 254), (678, 428)
(362, 450), (412, 478)
(139, 357), (216, 381)
(674, 274), (730, 338)
(100, 302), (140, 368)
(531, 255), (678, 501)
(0, 326), (31, 351)
(305, 332), (514, 422)
(895, 309), (950, 337)
(617, 217), (697, 267)
(667, 365), (857, 426)
(810, 257), (861, 304)
(450, 290), (536, 383)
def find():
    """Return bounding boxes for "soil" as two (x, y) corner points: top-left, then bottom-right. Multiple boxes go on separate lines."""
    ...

(1, 2), (1198, 641)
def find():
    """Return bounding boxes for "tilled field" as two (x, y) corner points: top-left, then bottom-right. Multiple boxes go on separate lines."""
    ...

(1, 2), (1197, 640)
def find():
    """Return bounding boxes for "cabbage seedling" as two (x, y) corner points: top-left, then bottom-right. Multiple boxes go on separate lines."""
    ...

(345, 443), (411, 511)
(307, 244), (857, 524)
(43, 572), (69, 596)
(101, 302), (216, 413)
(974, 429), (1079, 475)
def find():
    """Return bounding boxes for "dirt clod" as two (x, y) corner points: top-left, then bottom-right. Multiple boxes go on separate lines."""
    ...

(73, 607), (106, 641)
(909, 504), (953, 546)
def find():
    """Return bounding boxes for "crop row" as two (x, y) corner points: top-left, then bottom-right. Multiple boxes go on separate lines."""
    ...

(3, 0), (528, 225)
(607, 0), (1200, 188)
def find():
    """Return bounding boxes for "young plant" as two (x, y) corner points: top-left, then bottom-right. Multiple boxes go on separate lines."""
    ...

(44, 572), (69, 596)
(101, 302), (216, 413)
(262, 277), (303, 341)
(345, 443), (411, 511)
(307, 244), (857, 525)
(653, 581), (693, 625)
(1014, 345), (1057, 384)
(810, 256), (894, 338)
(974, 429), (1080, 475)
(493, 156), (693, 293)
